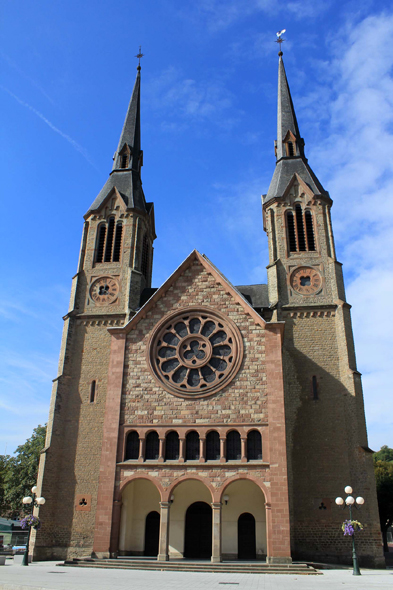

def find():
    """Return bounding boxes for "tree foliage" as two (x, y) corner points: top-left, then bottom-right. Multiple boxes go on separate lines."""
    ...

(373, 445), (393, 463)
(373, 446), (393, 553)
(0, 425), (46, 519)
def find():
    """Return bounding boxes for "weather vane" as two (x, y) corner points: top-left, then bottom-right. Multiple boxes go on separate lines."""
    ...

(276, 29), (286, 55)
(135, 45), (144, 69)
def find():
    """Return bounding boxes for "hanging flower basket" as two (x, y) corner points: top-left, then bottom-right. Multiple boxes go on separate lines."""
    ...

(342, 519), (363, 536)
(20, 515), (41, 530)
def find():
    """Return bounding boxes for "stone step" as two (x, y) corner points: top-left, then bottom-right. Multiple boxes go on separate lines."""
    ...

(62, 558), (320, 575)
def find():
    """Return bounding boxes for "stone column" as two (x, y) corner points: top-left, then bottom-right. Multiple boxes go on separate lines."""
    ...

(220, 437), (226, 463)
(158, 438), (165, 462)
(199, 437), (206, 463)
(265, 502), (273, 561)
(138, 437), (145, 462)
(241, 437), (247, 462)
(211, 502), (222, 563)
(179, 438), (186, 463)
(157, 501), (170, 561)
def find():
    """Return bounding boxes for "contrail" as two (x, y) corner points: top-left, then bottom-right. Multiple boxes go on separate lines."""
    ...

(0, 51), (55, 105)
(1, 85), (99, 171)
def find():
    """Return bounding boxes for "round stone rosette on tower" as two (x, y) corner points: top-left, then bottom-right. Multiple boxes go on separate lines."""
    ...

(147, 307), (243, 399)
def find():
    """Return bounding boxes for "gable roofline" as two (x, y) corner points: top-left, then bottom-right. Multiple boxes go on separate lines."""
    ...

(108, 250), (284, 337)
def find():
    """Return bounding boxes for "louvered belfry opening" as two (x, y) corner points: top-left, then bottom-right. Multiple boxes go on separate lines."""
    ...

(113, 223), (123, 262)
(95, 218), (123, 263)
(305, 210), (316, 251)
(96, 225), (107, 262)
(141, 234), (149, 279)
(286, 206), (316, 253)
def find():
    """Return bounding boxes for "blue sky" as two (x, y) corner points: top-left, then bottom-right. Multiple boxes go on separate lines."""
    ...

(1, 0), (392, 455)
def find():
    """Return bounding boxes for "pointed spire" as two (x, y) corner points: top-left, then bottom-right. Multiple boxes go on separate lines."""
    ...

(112, 67), (142, 172)
(264, 53), (329, 204)
(276, 54), (304, 161)
(86, 65), (150, 216)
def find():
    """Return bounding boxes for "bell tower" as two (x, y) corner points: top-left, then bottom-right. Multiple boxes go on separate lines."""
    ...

(33, 65), (155, 560)
(263, 51), (383, 566)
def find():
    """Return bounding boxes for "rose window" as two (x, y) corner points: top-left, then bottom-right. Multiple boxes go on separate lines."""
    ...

(147, 307), (243, 398)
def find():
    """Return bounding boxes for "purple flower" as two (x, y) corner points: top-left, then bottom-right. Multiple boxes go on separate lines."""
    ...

(20, 515), (41, 530)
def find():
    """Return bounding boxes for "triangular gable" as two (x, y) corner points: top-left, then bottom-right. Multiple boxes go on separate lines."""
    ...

(283, 130), (297, 144)
(109, 250), (270, 335)
(85, 186), (127, 218)
(282, 172), (316, 201)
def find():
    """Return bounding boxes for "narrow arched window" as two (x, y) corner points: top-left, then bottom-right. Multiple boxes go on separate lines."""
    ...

(121, 154), (128, 169)
(104, 217), (115, 262)
(247, 430), (262, 461)
(96, 224), (107, 263)
(113, 223), (123, 262)
(270, 209), (277, 260)
(145, 431), (159, 460)
(90, 380), (96, 403)
(295, 204), (306, 251)
(287, 141), (294, 156)
(125, 431), (139, 460)
(186, 431), (199, 461)
(312, 376), (318, 400)
(206, 431), (220, 461)
(141, 234), (149, 279)
(305, 211), (315, 251)
(287, 212), (297, 252)
(226, 431), (241, 461)
(165, 431), (179, 461)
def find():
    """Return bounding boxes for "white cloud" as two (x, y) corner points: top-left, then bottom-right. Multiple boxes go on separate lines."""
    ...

(304, 12), (393, 450)
(145, 66), (239, 132)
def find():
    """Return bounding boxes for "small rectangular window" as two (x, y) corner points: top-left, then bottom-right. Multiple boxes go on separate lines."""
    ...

(90, 381), (96, 403)
(312, 376), (318, 400)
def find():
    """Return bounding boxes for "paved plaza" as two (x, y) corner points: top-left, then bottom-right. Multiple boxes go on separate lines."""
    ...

(0, 560), (392, 590)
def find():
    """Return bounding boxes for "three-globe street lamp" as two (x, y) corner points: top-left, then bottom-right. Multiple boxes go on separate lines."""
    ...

(335, 485), (365, 576)
(21, 486), (46, 566)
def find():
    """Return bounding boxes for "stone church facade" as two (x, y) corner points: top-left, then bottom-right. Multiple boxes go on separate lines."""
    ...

(32, 55), (384, 566)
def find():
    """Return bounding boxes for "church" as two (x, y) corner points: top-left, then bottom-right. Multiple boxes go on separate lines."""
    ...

(32, 51), (384, 567)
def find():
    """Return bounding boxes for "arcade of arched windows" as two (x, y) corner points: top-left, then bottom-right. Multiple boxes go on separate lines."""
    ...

(123, 427), (265, 463)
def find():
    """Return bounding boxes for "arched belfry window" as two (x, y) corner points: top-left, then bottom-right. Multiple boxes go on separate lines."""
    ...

(141, 234), (150, 279)
(206, 431), (220, 461)
(145, 431), (159, 460)
(95, 218), (123, 263)
(186, 431), (200, 461)
(286, 206), (316, 253)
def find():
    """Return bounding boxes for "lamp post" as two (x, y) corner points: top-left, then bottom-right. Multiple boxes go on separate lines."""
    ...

(335, 485), (365, 576)
(21, 486), (46, 566)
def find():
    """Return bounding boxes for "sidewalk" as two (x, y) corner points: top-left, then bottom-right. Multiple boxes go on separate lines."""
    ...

(0, 560), (392, 590)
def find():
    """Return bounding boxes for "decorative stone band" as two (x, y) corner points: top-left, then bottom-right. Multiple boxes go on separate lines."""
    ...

(147, 306), (244, 399)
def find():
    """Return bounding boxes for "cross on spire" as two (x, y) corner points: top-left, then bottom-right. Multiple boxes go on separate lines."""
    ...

(276, 29), (286, 56)
(135, 45), (144, 70)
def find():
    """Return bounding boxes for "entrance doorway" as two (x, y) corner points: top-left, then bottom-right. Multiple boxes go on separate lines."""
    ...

(238, 513), (256, 559)
(144, 511), (160, 556)
(184, 501), (212, 559)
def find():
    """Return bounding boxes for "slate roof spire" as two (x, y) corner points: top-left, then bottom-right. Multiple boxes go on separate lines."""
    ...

(112, 67), (141, 172)
(264, 52), (329, 204)
(276, 53), (304, 161)
(86, 66), (150, 216)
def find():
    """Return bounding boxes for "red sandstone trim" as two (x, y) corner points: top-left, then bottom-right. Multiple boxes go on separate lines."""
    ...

(93, 333), (126, 555)
(264, 324), (292, 559)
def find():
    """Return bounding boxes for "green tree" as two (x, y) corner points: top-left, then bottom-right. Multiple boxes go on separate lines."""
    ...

(373, 449), (393, 553)
(1, 425), (46, 519)
(373, 445), (393, 463)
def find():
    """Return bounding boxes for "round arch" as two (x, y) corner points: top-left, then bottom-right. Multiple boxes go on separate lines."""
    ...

(165, 474), (214, 502)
